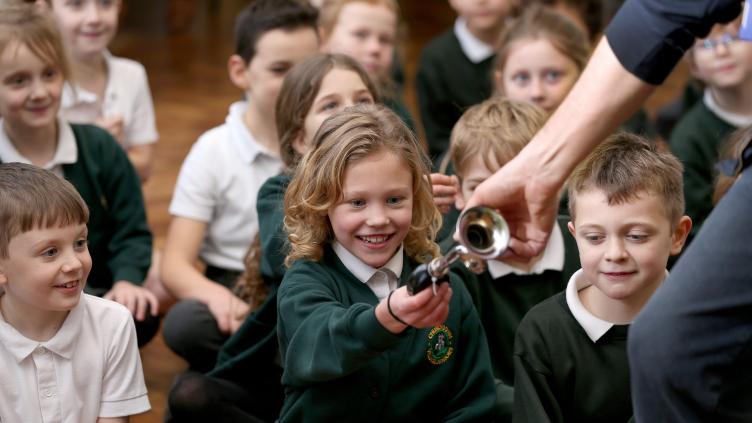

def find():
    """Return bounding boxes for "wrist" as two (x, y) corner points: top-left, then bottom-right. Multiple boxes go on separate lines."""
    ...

(375, 296), (407, 334)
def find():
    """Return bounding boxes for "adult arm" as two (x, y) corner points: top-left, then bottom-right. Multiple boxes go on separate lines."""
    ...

(465, 38), (653, 258)
(464, 0), (742, 259)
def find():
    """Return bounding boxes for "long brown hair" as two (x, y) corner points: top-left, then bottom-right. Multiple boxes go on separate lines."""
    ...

(275, 53), (380, 168)
(284, 104), (440, 267)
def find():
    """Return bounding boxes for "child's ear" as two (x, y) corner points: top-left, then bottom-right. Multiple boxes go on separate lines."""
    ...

(0, 263), (7, 286)
(567, 221), (576, 237)
(291, 131), (307, 156)
(227, 55), (251, 91)
(670, 215), (693, 256)
(493, 70), (504, 94)
(318, 27), (330, 52)
(685, 50), (703, 80)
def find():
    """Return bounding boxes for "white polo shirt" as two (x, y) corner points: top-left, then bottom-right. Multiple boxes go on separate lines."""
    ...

(0, 117), (78, 177)
(60, 51), (158, 149)
(169, 101), (284, 271)
(487, 222), (565, 279)
(454, 17), (495, 64)
(0, 294), (150, 423)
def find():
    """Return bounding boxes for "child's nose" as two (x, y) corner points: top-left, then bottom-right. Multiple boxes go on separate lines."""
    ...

(366, 206), (390, 226)
(61, 252), (84, 274)
(84, 3), (103, 22)
(529, 78), (545, 101)
(604, 238), (628, 262)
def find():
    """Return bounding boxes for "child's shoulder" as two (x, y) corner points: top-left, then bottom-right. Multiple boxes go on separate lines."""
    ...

(107, 53), (149, 79)
(517, 292), (570, 339)
(420, 27), (460, 58)
(81, 293), (133, 323)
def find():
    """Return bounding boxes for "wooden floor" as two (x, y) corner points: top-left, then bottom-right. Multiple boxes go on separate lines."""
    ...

(110, 2), (689, 421)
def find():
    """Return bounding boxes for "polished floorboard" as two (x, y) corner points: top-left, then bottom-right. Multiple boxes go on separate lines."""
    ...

(109, 2), (688, 421)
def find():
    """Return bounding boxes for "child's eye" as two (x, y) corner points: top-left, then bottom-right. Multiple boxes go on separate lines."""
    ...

(356, 95), (373, 105)
(74, 238), (89, 250)
(626, 233), (648, 242)
(321, 101), (339, 112)
(42, 67), (59, 80)
(5, 74), (28, 87)
(511, 72), (530, 85)
(41, 247), (59, 258)
(544, 70), (563, 82)
(584, 234), (604, 243)
(65, 0), (84, 8)
(349, 199), (366, 208)
(387, 196), (403, 205)
(378, 34), (394, 46)
(269, 65), (289, 75)
(352, 30), (369, 40)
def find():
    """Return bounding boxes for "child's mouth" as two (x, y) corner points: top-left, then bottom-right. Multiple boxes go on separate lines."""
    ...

(357, 234), (392, 247)
(54, 280), (80, 291)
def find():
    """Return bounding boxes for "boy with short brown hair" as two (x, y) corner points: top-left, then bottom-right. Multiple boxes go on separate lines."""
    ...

(513, 133), (692, 422)
(0, 163), (149, 423)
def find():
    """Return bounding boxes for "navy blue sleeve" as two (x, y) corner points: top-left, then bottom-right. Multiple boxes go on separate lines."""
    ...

(606, 0), (742, 85)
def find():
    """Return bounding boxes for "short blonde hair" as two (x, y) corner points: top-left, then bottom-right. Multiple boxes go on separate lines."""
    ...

(495, 5), (590, 86)
(0, 3), (70, 81)
(284, 104), (440, 267)
(0, 163), (89, 258)
(318, 0), (399, 35)
(448, 97), (547, 178)
(276, 53), (380, 168)
(568, 133), (685, 225)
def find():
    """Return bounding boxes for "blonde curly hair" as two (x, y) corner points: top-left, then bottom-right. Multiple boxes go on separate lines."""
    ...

(284, 104), (440, 267)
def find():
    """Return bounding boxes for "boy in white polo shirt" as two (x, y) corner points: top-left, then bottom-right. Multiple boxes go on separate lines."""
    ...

(0, 163), (149, 423)
(160, 0), (320, 372)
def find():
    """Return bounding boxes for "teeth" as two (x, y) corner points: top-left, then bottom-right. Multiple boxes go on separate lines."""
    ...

(57, 281), (77, 289)
(360, 235), (388, 244)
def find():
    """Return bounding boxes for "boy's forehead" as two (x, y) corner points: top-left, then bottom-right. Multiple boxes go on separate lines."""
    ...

(252, 26), (319, 62)
(573, 188), (675, 224)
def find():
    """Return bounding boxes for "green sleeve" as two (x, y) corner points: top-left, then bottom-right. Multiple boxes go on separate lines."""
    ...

(512, 314), (564, 423)
(278, 263), (402, 386)
(443, 275), (498, 422)
(257, 175), (289, 281)
(75, 125), (152, 285)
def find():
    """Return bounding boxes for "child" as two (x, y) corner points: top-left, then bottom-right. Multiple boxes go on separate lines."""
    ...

(513, 134), (692, 422)
(278, 104), (496, 421)
(318, 0), (415, 131)
(47, 0), (159, 182)
(0, 162), (150, 422)
(669, 18), (752, 243)
(0, 3), (158, 347)
(164, 54), (381, 422)
(259, 52), (379, 283)
(416, 0), (517, 163)
(493, 5), (588, 115)
(530, 0), (603, 40)
(444, 97), (581, 417)
(161, 0), (319, 372)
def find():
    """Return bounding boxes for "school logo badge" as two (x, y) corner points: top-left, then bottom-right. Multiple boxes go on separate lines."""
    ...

(426, 325), (454, 365)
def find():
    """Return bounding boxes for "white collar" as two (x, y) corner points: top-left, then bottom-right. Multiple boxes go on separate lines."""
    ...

(0, 292), (84, 362)
(566, 269), (668, 342)
(0, 117), (78, 175)
(226, 101), (277, 164)
(332, 241), (404, 284)
(453, 17), (495, 63)
(703, 88), (752, 128)
(487, 222), (565, 278)
(61, 50), (114, 107)
(565, 269), (615, 343)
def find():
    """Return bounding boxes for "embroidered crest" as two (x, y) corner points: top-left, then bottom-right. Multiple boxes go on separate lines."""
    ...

(426, 325), (454, 365)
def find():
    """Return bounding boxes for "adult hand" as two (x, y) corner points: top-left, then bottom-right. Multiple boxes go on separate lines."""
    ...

(104, 280), (160, 321)
(204, 284), (250, 335)
(462, 147), (560, 260)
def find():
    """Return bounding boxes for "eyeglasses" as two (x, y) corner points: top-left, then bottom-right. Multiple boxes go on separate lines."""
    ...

(697, 33), (740, 50)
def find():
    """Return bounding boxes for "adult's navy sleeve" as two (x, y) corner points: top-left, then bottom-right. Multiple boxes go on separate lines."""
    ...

(606, 0), (742, 85)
